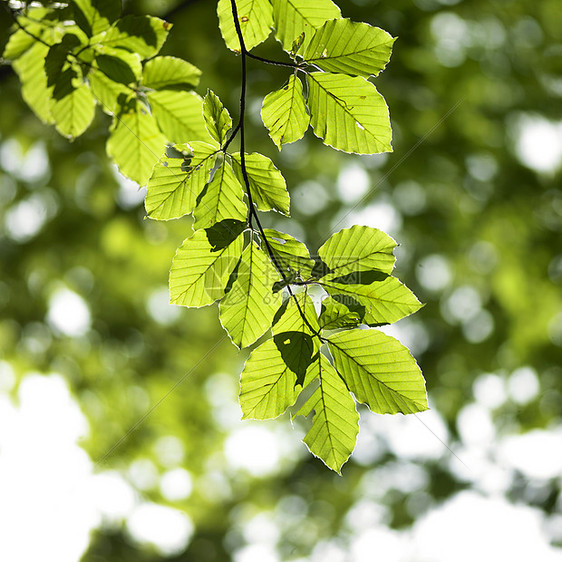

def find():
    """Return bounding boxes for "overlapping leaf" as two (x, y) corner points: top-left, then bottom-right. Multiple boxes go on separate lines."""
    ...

(148, 90), (210, 143)
(219, 241), (282, 348)
(106, 101), (167, 185)
(217, 0), (273, 52)
(231, 152), (290, 215)
(328, 329), (428, 415)
(145, 142), (218, 220)
(239, 339), (300, 419)
(261, 229), (314, 278)
(270, 0), (341, 51)
(94, 15), (171, 59)
(304, 19), (395, 77)
(307, 72), (392, 154)
(296, 352), (359, 473)
(72, 0), (120, 36)
(261, 74), (310, 149)
(319, 275), (422, 325)
(318, 297), (361, 330)
(169, 229), (244, 307)
(194, 160), (246, 229)
(203, 90), (232, 145)
(142, 56), (201, 89)
(318, 225), (397, 276)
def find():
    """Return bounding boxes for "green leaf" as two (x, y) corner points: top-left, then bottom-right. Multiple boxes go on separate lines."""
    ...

(239, 339), (300, 420)
(318, 225), (397, 276)
(296, 352), (359, 473)
(194, 160), (247, 229)
(217, 0), (273, 52)
(3, 24), (44, 60)
(261, 74), (310, 149)
(307, 72), (392, 155)
(148, 90), (211, 143)
(93, 47), (142, 84)
(272, 291), (319, 335)
(270, 0), (341, 52)
(319, 275), (423, 325)
(145, 142), (218, 220)
(106, 100), (167, 185)
(95, 15), (171, 59)
(304, 19), (395, 77)
(328, 329), (428, 414)
(203, 90), (232, 146)
(319, 297), (361, 330)
(50, 72), (96, 139)
(231, 152), (290, 215)
(142, 56), (201, 90)
(12, 43), (54, 124)
(88, 66), (130, 114)
(219, 241), (282, 348)
(169, 229), (244, 307)
(261, 229), (314, 278)
(72, 0), (121, 36)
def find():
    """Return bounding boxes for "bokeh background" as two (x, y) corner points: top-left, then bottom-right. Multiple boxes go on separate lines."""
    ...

(1, 0), (561, 560)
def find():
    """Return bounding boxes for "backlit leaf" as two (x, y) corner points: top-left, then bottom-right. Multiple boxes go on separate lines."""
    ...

(296, 352), (359, 473)
(217, 0), (273, 52)
(231, 152), (290, 215)
(261, 229), (314, 278)
(72, 0), (120, 36)
(170, 229), (244, 307)
(142, 56), (201, 90)
(261, 74), (310, 149)
(304, 19), (395, 77)
(203, 90), (232, 145)
(219, 241), (282, 348)
(271, 0), (341, 52)
(145, 142), (218, 220)
(307, 72), (392, 154)
(328, 329), (428, 414)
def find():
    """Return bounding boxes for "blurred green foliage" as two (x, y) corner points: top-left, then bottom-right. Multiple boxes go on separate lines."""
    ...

(0, 0), (561, 560)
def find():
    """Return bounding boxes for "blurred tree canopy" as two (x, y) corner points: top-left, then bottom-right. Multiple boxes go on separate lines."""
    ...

(0, 0), (561, 561)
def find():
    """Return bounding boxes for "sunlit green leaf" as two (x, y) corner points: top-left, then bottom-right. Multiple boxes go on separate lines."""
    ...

(272, 291), (319, 335)
(307, 72), (392, 154)
(88, 66), (130, 114)
(261, 229), (314, 278)
(217, 0), (273, 52)
(95, 15), (171, 59)
(231, 152), (290, 215)
(50, 72), (96, 139)
(12, 42), (54, 124)
(261, 74), (310, 149)
(319, 297), (361, 330)
(194, 160), (247, 229)
(203, 90), (232, 146)
(142, 56), (201, 90)
(145, 142), (218, 220)
(328, 329), (428, 414)
(304, 19), (395, 77)
(319, 275), (423, 325)
(219, 241), (282, 348)
(148, 90), (210, 143)
(296, 352), (359, 473)
(318, 225), (397, 276)
(239, 338), (300, 419)
(93, 47), (142, 84)
(106, 100), (167, 185)
(72, 0), (120, 36)
(169, 229), (244, 307)
(270, 0), (341, 52)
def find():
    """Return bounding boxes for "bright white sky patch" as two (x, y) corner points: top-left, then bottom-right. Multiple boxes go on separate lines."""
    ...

(224, 425), (282, 477)
(337, 198), (403, 236)
(46, 287), (91, 337)
(337, 163), (370, 203)
(113, 165), (147, 209)
(234, 543), (280, 562)
(146, 287), (182, 325)
(5, 195), (48, 242)
(497, 428), (562, 480)
(473, 372), (508, 409)
(416, 254), (452, 292)
(126, 502), (194, 556)
(160, 468), (193, 502)
(0, 139), (50, 183)
(508, 366), (540, 404)
(514, 115), (562, 174)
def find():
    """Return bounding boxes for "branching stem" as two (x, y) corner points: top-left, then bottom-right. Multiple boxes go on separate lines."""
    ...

(228, 0), (324, 341)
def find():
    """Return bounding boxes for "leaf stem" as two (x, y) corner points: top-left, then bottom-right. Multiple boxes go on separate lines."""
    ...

(228, 0), (324, 341)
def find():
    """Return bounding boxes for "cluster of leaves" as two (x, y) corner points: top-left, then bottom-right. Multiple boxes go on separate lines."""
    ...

(3, 0), (207, 185)
(3, 0), (428, 472)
